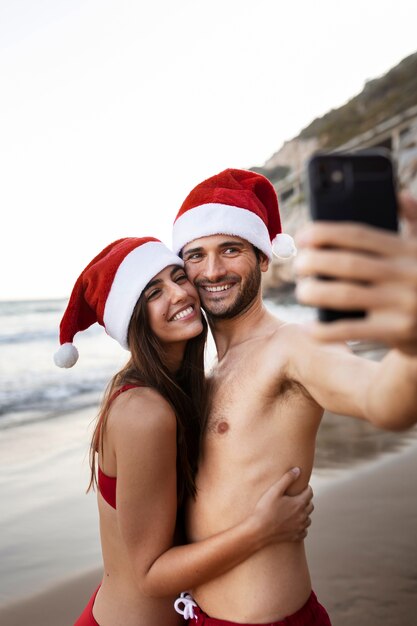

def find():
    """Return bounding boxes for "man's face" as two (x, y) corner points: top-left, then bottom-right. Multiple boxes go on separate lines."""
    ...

(182, 235), (269, 319)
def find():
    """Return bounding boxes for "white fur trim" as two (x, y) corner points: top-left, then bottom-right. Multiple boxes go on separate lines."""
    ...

(272, 233), (297, 259)
(104, 241), (183, 349)
(173, 203), (273, 259)
(54, 342), (79, 368)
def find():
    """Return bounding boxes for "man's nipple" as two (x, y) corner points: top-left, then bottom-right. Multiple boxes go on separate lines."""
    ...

(217, 421), (229, 434)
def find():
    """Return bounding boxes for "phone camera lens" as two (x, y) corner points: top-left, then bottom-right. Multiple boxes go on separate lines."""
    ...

(331, 170), (344, 184)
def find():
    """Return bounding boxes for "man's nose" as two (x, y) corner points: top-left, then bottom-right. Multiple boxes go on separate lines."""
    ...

(203, 255), (227, 282)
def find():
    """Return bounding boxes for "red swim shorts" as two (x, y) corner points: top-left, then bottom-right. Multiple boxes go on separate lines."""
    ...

(73, 586), (100, 626)
(188, 591), (332, 626)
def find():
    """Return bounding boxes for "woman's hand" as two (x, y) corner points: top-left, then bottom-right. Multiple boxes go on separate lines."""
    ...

(252, 468), (314, 544)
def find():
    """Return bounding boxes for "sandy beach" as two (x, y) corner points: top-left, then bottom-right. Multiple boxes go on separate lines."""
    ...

(0, 406), (416, 625)
(307, 440), (417, 626)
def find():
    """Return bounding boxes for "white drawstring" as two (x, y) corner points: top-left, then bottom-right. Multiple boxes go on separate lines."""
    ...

(174, 591), (198, 620)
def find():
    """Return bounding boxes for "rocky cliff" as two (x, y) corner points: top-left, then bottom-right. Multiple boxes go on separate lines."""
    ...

(254, 52), (417, 292)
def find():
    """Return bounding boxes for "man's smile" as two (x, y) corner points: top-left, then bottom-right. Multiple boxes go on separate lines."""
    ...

(203, 283), (234, 293)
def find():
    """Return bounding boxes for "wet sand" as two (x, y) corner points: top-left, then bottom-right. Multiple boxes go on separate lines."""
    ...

(0, 399), (416, 626)
(307, 440), (417, 626)
(1, 435), (416, 625)
(0, 569), (102, 626)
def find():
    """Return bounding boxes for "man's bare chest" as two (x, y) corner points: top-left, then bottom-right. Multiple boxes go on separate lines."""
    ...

(205, 364), (300, 437)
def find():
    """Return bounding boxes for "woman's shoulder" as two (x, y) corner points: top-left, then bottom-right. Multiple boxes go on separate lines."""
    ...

(107, 385), (176, 438)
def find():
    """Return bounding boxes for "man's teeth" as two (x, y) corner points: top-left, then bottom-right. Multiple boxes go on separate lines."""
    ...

(205, 284), (232, 292)
(172, 306), (193, 321)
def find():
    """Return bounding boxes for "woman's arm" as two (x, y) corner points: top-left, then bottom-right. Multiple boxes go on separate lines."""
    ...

(111, 388), (313, 597)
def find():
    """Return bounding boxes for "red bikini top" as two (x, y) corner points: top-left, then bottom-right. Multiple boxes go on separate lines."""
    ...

(98, 383), (143, 509)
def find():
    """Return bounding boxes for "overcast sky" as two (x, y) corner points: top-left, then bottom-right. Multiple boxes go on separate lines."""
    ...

(1, 0), (416, 300)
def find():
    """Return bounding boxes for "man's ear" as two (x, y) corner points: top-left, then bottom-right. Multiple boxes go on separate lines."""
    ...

(259, 252), (269, 273)
(253, 246), (269, 272)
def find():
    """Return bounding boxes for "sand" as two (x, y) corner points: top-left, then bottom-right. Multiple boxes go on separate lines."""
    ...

(0, 438), (416, 626)
(306, 441), (417, 626)
(0, 569), (101, 626)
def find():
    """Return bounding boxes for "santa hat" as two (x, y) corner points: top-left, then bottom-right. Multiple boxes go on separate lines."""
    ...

(54, 237), (183, 368)
(172, 168), (296, 260)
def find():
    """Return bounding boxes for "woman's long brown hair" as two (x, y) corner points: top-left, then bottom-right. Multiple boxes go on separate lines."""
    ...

(88, 294), (207, 506)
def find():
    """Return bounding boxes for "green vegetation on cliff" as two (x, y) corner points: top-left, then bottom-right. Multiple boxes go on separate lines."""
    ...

(250, 164), (290, 183)
(299, 52), (417, 148)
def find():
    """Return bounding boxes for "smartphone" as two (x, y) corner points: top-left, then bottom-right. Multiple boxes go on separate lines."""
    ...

(306, 150), (398, 322)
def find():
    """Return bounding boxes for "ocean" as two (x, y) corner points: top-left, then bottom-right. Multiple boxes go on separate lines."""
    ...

(1, 296), (415, 461)
(0, 297), (316, 431)
(0, 299), (128, 430)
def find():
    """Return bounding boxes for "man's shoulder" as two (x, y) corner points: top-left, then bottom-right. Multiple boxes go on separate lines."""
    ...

(234, 320), (308, 379)
(243, 321), (321, 404)
(253, 321), (326, 384)
(262, 319), (310, 350)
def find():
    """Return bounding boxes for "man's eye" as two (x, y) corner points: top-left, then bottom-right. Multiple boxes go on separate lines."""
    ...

(185, 253), (202, 262)
(175, 273), (188, 283)
(224, 247), (238, 254)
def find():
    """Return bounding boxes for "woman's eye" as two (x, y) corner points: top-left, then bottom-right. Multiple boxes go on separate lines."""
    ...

(146, 289), (160, 300)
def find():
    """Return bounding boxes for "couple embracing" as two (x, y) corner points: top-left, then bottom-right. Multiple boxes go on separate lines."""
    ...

(55, 168), (417, 626)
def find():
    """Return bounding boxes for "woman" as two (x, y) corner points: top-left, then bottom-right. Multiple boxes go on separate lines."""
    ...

(54, 237), (309, 626)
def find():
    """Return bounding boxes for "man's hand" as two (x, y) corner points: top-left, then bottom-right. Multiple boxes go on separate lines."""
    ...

(252, 468), (314, 544)
(294, 192), (417, 355)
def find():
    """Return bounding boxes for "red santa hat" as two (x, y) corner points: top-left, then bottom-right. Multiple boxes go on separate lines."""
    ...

(172, 168), (296, 260)
(54, 237), (183, 368)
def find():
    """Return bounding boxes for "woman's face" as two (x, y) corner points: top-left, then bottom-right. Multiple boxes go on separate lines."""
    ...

(143, 265), (203, 347)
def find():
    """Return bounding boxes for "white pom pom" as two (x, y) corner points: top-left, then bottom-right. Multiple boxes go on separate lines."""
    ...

(54, 342), (79, 368)
(272, 233), (297, 259)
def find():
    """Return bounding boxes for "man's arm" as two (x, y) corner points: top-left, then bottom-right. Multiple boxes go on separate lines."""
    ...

(294, 192), (417, 355)
(279, 324), (417, 431)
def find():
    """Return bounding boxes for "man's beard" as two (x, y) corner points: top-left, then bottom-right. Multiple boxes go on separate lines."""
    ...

(198, 262), (262, 320)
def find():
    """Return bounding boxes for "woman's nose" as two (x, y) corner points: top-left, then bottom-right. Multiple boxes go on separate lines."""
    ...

(169, 281), (188, 302)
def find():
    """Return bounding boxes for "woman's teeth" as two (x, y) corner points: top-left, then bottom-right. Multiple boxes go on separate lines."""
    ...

(171, 306), (193, 321)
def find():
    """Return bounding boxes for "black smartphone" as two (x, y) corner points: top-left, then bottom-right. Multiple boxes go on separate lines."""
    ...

(306, 150), (398, 322)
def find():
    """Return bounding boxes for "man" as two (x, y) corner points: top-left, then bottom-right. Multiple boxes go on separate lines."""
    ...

(172, 169), (417, 625)
(295, 191), (417, 359)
